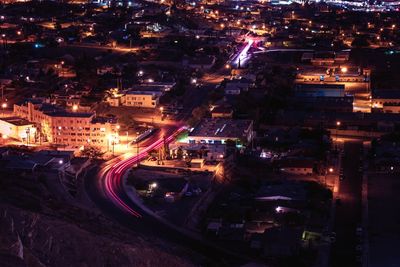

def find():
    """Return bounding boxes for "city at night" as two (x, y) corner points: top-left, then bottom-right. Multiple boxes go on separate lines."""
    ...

(0, 0), (399, 266)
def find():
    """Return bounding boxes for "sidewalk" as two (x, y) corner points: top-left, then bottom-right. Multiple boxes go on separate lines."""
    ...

(362, 144), (369, 267)
(314, 151), (342, 267)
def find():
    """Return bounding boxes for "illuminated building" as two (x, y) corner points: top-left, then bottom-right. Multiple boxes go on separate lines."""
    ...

(13, 99), (119, 149)
(0, 117), (36, 143)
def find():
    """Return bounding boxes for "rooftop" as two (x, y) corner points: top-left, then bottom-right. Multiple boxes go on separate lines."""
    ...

(189, 118), (252, 139)
(1, 116), (33, 126)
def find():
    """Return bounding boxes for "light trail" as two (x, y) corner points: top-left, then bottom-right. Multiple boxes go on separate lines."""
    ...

(227, 40), (254, 68)
(101, 126), (186, 218)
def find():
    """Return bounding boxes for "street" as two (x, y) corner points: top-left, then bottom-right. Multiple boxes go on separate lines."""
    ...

(84, 125), (250, 265)
(330, 142), (363, 267)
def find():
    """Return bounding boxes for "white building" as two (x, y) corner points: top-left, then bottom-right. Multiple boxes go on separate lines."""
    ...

(121, 91), (161, 108)
(0, 116), (36, 143)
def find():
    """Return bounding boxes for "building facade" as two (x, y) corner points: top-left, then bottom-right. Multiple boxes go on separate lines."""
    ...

(13, 100), (119, 149)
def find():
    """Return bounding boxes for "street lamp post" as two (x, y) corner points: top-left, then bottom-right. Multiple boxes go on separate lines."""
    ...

(112, 140), (115, 156)
(325, 167), (334, 186)
(1, 102), (7, 117)
(126, 131), (129, 149)
(335, 121), (341, 151)
(159, 106), (164, 121)
(25, 127), (30, 146)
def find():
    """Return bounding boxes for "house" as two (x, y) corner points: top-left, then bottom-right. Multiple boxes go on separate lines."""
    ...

(224, 78), (253, 95)
(185, 56), (216, 70)
(0, 117), (36, 143)
(211, 106), (234, 118)
(372, 90), (400, 112)
(254, 182), (307, 202)
(121, 91), (161, 108)
(277, 158), (314, 175)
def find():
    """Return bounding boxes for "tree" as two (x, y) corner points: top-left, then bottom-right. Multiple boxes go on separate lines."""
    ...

(352, 36), (370, 48)
(192, 106), (209, 121)
(80, 146), (105, 159)
(176, 147), (183, 160)
(119, 114), (133, 128)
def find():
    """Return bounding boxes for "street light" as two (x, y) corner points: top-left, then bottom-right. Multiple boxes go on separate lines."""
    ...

(340, 67), (348, 73)
(325, 167), (334, 186)
(72, 104), (78, 112)
(1, 102), (6, 117)
(150, 182), (157, 189)
(335, 121), (341, 150)
(25, 127), (30, 146)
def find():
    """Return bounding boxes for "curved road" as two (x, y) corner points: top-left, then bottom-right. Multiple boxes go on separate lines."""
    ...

(85, 125), (249, 265)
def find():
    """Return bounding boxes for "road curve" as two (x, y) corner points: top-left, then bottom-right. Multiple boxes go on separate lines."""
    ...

(85, 125), (252, 265)
(101, 125), (185, 218)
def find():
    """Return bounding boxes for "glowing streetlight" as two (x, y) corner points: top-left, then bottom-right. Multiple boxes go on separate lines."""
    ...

(1, 103), (7, 109)
(341, 67), (347, 73)
(329, 168), (334, 173)
(149, 182), (157, 190)
(225, 64), (231, 69)
(335, 121), (341, 151)
(72, 104), (78, 111)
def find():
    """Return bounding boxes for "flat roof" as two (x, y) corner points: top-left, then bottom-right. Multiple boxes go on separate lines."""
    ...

(125, 91), (158, 96)
(296, 83), (345, 90)
(373, 90), (400, 99)
(48, 111), (93, 118)
(189, 118), (252, 139)
(1, 116), (33, 126)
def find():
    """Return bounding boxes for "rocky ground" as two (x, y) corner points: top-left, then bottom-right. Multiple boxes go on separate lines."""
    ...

(0, 171), (201, 267)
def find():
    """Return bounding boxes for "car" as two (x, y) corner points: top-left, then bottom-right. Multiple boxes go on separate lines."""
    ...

(148, 156), (157, 161)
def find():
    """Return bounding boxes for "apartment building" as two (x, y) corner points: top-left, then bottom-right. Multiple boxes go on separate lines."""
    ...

(13, 99), (119, 148)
